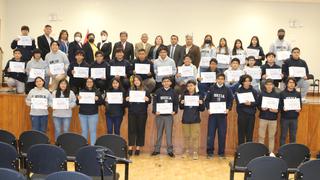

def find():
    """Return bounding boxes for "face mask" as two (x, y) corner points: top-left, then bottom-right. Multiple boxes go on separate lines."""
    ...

(88, 38), (94, 43)
(204, 40), (212, 44)
(278, 35), (285, 40)
(101, 35), (107, 41)
(74, 36), (81, 42)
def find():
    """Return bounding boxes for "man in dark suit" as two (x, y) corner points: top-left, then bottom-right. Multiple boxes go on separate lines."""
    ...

(68, 32), (83, 63)
(182, 35), (201, 68)
(112, 31), (134, 63)
(167, 35), (184, 67)
(37, 25), (54, 59)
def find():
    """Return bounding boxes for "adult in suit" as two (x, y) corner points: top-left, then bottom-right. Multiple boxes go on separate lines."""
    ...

(11, 25), (36, 61)
(57, 30), (69, 54)
(148, 35), (166, 61)
(135, 33), (152, 58)
(83, 33), (98, 64)
(37, 25), (54, 59)
(68, 32), (83, 63)
(182, 35), (201, 68)
(112, 31), (135, 63)
(97, 30), (112, 61)
(167, 35), (184, 67)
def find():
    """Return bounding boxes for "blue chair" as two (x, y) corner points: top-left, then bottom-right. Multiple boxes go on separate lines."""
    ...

(0, 142), (19, 170)
(0, 129), (17, 149)
(0, 168), (26, 180)
(45, 171), (92, 180)
(56, 133), (88, 161)
(295, 159), (320, 180)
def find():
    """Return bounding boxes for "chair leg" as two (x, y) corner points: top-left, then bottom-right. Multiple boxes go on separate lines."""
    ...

(230, 169), (234, 180)
(125, 163), (129, 180)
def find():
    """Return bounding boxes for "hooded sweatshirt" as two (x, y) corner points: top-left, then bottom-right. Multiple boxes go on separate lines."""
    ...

(26, 87), (52, 116)
(26, 57), (48, 82)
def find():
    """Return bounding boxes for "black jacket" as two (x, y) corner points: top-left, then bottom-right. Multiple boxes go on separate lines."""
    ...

(105, 89), (126, 117)
(235, 86), (259, 115)
(11, 39), (36, 61)
(68, 41), (83, 63)
(112, 41), (135, 63)
(77, 88), (104, 115)
(109, 59), (133, 79)
(97, 41), (112, 61)
(179, 92), (205, 124)
(83, 42), (97, 64)
(280, 88), (302, 119)
(133, 58), (154, 80)
(152, 87), (179, 115)
(148, 45), (166, 60)
(282, 57), (309, 81)
(67, 61), (90, 86)
(127, 89), (151, 114)
(258, 90), (280, 120)
(167, 44), (184, 67)
(37, 35), (54, 59)
(90, 61), (110, 80)
(261, 63), (282, 87)
(4, 59), (27, 82)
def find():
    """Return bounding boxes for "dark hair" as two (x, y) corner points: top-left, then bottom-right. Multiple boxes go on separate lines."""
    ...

(249, 36), (260, 47)
(56, 79), (71, 98)
(266, 52), (276, 58)
(265, 79), (274, 85)
(278, 28), (285, 33)
(154, 35), (164, 45)
(171, 35), (179, 40)
(120, 31), (128, 36)
(58, 30), (68, 41)
(247, 56), (256, 61)
(232, 39), (243, 55)
(75, 50), (85, 56)
(131, 75), (144, 90)
(183, 55), (192, 61)
(101, 30), (108, 36)
(21, 25), (29, 31)
(162, 76), (172, 82)
(86, 33), (95, 39)
(110, 78), (124, 91)
(13, 49), (22, 54)
(50, 41), (60, 47)
(186, 79), (197, 86)
(115, 48), (124, 54)
(158, 46), (168, 53)
(230, 58), (240, 64)
(34, 76), (46, 87)
(138, 49), (146, 53)
(217, 38), (229, 55)
(85, 78), (97, 90)
(44, 24), (52, 28)
(216, 73), (225, 79)
(291, 47), (300, 53)
(74, 32), (82, 38)
(32, 49), (42, 56)
(95, 51), (104, 57)
(210, 58), (218, 64)
(286, 77), (297, 86)
(239, 74), (252, 85)
(201, 34), (215, 48)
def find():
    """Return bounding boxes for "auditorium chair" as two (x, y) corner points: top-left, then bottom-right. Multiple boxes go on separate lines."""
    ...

(0, 142), (19, 170)
(0, 168), (26, 180)
(295, 159), (320, 180)
(0, 129), (17, 149)
(45, 171), (92, 180)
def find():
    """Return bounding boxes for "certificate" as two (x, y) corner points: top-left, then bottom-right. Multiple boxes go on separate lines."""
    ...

(237, 92), (255, 104)
(209, 102), (227, 114)
(246, 48), (260, 58)
(199, 57), (211, 67)
(110, 66), (126, 76)
(156, 103), (173, 114)
(200, 72), (216, 83)
(129, 90), (146, 103)
(49, 63), (65, 75)
(184, 95), (199, 106)
(232, 55), (246, 64)
(261, 96), (279, 109)
(106, 92), (123, 104)
(178, 66), (194, 77)
(245, 67), (261, 79)
(9, 61), (25, 73)
(90, 68), (106, 79)
(29, 68), (45, 79)
(17, 36), (32, 46)
(157, 66), (173, 76)
(226, 70), (242, 82)
(284, 98), (301, 110)
(276, 51), (291, 61)
(289, 67), (306, 78)
(31, 98), (48, 109)
(216, 54), (230, 64)
(52, 98), (69, 109)
(135, 63), (150, 74)
(79, 92), (95, 104)
(266, 68), (282, 80)
(74, 67), (89, 78)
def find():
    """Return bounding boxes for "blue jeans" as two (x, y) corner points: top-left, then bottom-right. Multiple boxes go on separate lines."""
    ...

(79, 114), (99, 145)
(53, 117), (71, 140)
(207, 115), (227, 155)
(106, 116), (123, 135)
(31, 115), (48, 133)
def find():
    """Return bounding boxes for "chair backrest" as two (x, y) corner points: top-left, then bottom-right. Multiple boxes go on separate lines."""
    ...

(0, 129), (17, 149)
(95, 134), (128, 159)
(245, 156), (288, 180)
(277, 143), (310, 169)
(0, 142), (19, 170)
(56, 133), (88, 157)
(295, 159), (320, 180)
(75, 145), (116, 177)
(26, 144), (67, 175)
(0, 168), (26, 180)
(18, 130), (50, 154)
(45, 171), (92, 180)
(233, 142), (269, 168)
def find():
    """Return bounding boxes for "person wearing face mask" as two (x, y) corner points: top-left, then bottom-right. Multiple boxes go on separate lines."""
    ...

(97, 30), (112, 61)
(199, 34), (216, 73)
(68, 32), (83, 63)
(83, 33), (98, 64)
(269, 28), (292, 67)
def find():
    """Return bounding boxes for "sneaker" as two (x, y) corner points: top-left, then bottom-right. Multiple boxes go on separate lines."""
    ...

(192, 152), (199, 160)
(270, 152), (276, 157)
(128, 150), (133, 156)
(151, 151), (160, 156)
(135, 150), (140, 156)
(219, 154), (226, 159)
(168, 152), (175, 158)
(207, 154), (214, 159)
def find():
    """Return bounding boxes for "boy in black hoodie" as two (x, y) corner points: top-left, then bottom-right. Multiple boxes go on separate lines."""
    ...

(261, 52), (284, 89)
(279, 77), (302, 145)
(151, 76), (179, 157)
(90, 51), (110, 93)
(205, 73), (234, 159)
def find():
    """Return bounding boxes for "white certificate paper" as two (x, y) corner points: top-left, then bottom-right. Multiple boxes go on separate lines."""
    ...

(156, 103), (173, 114)
(209, 102), (227, 114)
(226, 70), (242, 82)
(157, 66), (173, 76)
(246, 48), (260, 58)
(135, 63), (150, 75)
(106, 92), (123, 104)
(52, 98), (69, 109)
(74, 67), (89, 78)
(266, 68), (282, 80)
(199, 57), (211, 67)
(284, 98), (301, 111)
(31, 98), (48, 109)
(289, 67), (306, 78)
(129, 90), (146, 103)
(17, 36), (32, 46)
(237, 92), (255, 104)
(178, 66), (194, 77)
(29, 68), (45, 79)
(216, 54), (231, 64)
(110, 66), (126, 76)
(79, 92), (95, 104)
(90, 68), (106, 79)
(49, 63), (65, 75)
(201, 72), (216, 83)
(9, 61), (25, 73)
(245, 67), (261, 80)
(184, 95), (199, 106)
(276, 51), (291, 61)
(232, 55), (246, 64)
(261, 96), (279, 109)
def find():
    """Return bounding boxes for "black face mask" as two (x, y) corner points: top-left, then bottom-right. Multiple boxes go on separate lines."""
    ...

(204, 40), (212, 44)
(88, 38), (94, 43)
(278, 35), (285, 40)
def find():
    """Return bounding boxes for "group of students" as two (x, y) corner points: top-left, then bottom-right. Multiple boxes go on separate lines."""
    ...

(4, 25), (309, 159)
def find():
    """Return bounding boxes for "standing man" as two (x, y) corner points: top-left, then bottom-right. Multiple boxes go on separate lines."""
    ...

(135, 33), (152, 58)
(182, 35), (201, 68)
(37, 25), (54, 59)
(112, 31), (135, 63)
(167, 35), (184, 67)
(269, 28), (292, 67)
(11, 25), (36, 61)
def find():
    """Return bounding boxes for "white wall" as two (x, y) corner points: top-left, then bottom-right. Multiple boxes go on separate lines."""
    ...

(1, 0), (320, 77)
(0, 0), (7, 48)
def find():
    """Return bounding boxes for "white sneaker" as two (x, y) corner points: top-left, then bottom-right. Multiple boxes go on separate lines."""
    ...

(193, 152), (199, 160)
(270, 152), (276, 157)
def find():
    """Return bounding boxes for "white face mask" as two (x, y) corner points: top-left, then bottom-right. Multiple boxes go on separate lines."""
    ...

(75, 36), (81, 42)
(101, 35), (107, 41)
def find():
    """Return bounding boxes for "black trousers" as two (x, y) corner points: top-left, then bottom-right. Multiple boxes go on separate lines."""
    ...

(237, 112), (255, 145)
(70, 78), (86, 95)
(128, 112), (147, 146)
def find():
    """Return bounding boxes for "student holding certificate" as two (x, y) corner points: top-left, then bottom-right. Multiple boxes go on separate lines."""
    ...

(90, 51), (109, 93)
(205, 74), (233, 159)
(269, 29), (292, 67)
(151, 76), (179, 158)
(77, 78), (104, 145)
(224, 58), (244, 94)
(247, 36), (265, 66)
(243, 56), (261, 92)
(125, 75), (151, 156)
(235, 74), (259, 145)
(10, 25), (36, 61)
(231, 39), (246, 68)
(261, 52), (284, 88)
(282, 47), (309, 101)
(258, 79), (280, 152)
(197, 58), (221, 97)
(199, 34), (216, 73)
(216, 38), (231, 71)
(105, 78), (126, 135)
(52, 79), (76, 140)
(175, 55), (198, 94)
(279, 77), (302, 145)
(25, 77), (52, 133)
(179, 80), (205, 160)
(4, 49), (27, 94)
(67, 50), (89, 94)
